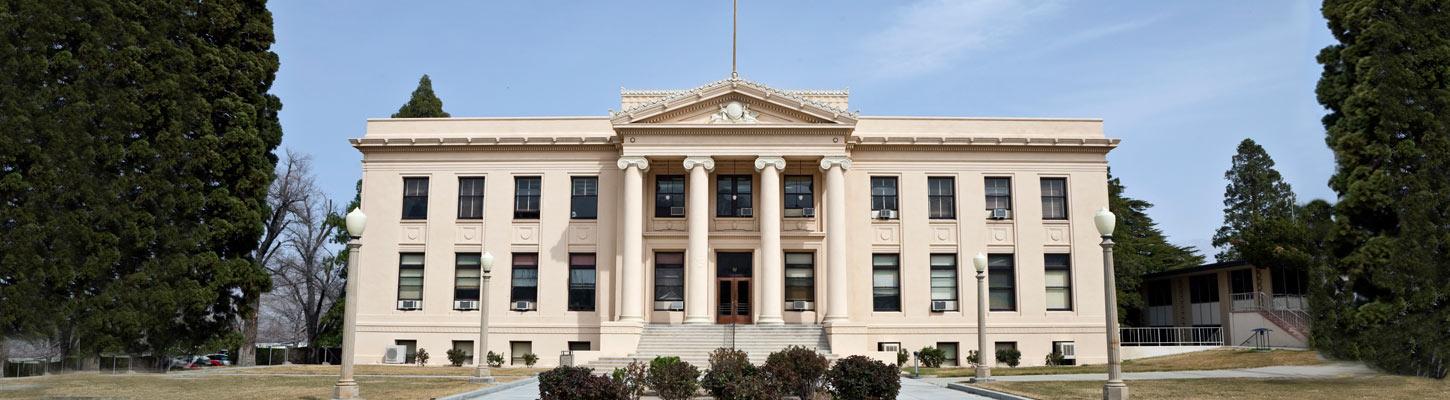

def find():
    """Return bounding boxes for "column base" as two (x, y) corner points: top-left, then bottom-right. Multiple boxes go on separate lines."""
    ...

(682, 316), (712, 324)
(757, 317), (784, 325)
(1103, 381), (1129, 400)
(968, 376), (994, 383)
(618, 316), (644, 323)
(331, 380), (361, 400)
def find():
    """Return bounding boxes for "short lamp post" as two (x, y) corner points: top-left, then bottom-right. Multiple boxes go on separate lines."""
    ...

(1096, 208), (1128, 400)
(971, 252), (992, 383)
(333, 208), (367, 400)
(471, 251), (496, 383)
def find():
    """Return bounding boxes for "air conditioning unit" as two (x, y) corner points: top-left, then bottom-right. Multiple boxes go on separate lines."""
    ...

(990, 208), (1010, 219)
(930, 300), (957, 312)
(874, 209), (898, 219)
(653, 301), (685, 311)
(511, 301), (536, 311)
(1055, 342), (1077, 360)
(786, 301), (814, 311)
(669, 206), (685, 217)
(784, 208), (804, 218)
(738, 207), (753, 217)
(802, 207), (816, 217)
(383, 345), (407, 364)
(879, 342), (902, 352)
(454, 300), (479, 311)
(397, 300), (422, 310)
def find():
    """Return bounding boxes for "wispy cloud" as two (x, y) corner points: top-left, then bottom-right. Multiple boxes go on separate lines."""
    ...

(862, 0), (1062, 78)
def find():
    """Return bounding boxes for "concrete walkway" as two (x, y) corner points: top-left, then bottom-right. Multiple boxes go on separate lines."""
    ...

(920, 362), (1375, 385)
(465, 376), (992, 399)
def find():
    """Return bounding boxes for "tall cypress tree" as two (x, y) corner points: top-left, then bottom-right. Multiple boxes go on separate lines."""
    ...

(393, 74), (451, 118)
(1212, 138), (1298, 261)
(1107, 172), (1206, 325)
(1316, 0), (1450, 378)
(0, 0), (281, 362)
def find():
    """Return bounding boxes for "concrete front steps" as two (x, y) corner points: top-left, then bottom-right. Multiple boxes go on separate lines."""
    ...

(585, 324), (834, 370)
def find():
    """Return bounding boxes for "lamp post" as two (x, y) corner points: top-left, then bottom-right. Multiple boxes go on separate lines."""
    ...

(333, 208), (366, 400)
(471, 251), (496, 383)
(971, 252), (992, 383)
(1095, 208), (1128, 400)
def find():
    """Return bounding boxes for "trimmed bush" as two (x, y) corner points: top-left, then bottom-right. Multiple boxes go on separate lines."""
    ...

(523, 352), (539, 367)
(610, 360), (647, 400)
(827, 355), (901, 400)
(896, 348), (909, 366)
(966, 350), (980, 367)
(1045, 351), (1066, 367)
(702, 348), (782, 400)
(414, 348), (430, 366)
(540, 365), (628, 400)
(917, 346), (946, 368)
(446, 348), (468, 367)
(763, 346), (829, 400)
(646, 356), (700, 400)
(486, 351), (505, 367)
(996, 348), (1022, 368)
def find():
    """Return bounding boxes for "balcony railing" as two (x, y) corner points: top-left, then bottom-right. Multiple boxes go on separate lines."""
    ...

(1120, 326), (1224, 346)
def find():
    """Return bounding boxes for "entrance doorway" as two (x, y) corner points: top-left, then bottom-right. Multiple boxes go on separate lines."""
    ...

(716, 252), (753, 324)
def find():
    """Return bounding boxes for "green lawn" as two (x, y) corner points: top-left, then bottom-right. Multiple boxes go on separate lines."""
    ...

(978, 375), (1450, 400)
(224, 364), (545, 377)
(904, 348), (1323, 377)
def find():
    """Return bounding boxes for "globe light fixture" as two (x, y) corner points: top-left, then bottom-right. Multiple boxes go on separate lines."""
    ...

(345, 208), (367, 238)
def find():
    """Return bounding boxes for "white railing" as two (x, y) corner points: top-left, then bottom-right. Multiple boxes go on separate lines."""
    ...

(1120, 326), (1224, 346)
(1231, 292), (1312, 337)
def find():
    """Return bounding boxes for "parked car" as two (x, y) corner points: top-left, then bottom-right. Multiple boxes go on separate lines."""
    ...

(204, 353), (231, 366)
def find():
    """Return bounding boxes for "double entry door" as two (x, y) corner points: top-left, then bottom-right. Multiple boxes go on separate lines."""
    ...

(716, 252), (753, 324)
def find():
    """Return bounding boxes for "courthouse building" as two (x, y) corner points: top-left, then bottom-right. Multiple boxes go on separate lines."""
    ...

(349, 77), (1120, 368)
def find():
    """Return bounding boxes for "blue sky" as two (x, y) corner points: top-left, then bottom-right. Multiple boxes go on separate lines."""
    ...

(269, 1), (1335, 257)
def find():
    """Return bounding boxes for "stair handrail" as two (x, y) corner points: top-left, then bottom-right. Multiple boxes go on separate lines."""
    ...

(1255, 291), (1311, 336)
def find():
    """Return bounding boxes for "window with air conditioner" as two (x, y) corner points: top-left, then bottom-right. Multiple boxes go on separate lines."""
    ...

(785, 253), (815, 309)
(870, 177), (898, 217)
(985, 177), (1012, 219)
(511, 253), (538, 308)
(397, 253), (424, 309)
(654, 252), (685, 310)
(716, 175), (753, 217)
(784, 175), (814, 217)
(454, 253), (480, 306)
(930, 254), (958, 311)
(655, 175), (685, 217)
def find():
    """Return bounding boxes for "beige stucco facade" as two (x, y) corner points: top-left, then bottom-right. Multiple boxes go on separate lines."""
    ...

(348, 78), (1120, 368)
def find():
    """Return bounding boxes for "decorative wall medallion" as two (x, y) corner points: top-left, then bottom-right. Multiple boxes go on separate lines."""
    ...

(987, 225), (1014, 245)
(1044, 225), (1070, 245)
(708, 101), (759, 124)
(569, 224), (596, 245)
(513, 225), (540, 245)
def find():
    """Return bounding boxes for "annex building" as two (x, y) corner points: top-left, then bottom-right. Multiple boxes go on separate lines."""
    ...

(349, 77), (1119, 368)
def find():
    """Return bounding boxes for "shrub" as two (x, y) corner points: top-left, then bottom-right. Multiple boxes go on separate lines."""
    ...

(763, 346), (829, 400)
(916, 346), (946, 368)
(414, 348), (430, 366)
(446, 348), (469, 367)
(646, 356), (700, 400)
(486, 351), (505, 367)
(827, 355), (901, 400)
(702, 348), (752, 400)
(610, 361), (648, 400)
(523, 352), (539, 367)
(896, 349), (909, 366)
(966, 350), (980, 367)
(540, 365), (628, 400)
(996, 348), (1021, 368)
(734, 372), (785, 400)
(1045, 351), (1066, 367)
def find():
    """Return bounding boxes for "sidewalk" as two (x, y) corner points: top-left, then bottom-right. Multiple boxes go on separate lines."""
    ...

(921, 362), (1375, 385)
(466, 376), (994, 399)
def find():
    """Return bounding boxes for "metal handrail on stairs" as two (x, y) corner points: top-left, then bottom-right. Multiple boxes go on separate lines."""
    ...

(1231, 292), (1311, 340)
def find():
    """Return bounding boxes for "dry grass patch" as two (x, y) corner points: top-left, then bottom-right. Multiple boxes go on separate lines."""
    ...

(0, 372), (484, 399)
(226, 364), (545, 377)
(913, 349), (1323, 378)
(978, 375), (1450, 400)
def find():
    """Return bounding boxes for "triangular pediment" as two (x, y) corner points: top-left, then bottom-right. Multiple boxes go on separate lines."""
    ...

(611, 78), (857, 126)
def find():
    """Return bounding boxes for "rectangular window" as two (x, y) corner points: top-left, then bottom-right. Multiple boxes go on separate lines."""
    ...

(452, 341), (474, 365)
(937, 342), (960, 367)
(402, 177), (429, 220)
(870, 177), (898, 214)
(1189, 274), (1219, 303)
(985, 177), (1012, 216)
(455, 253), (481, 302)
(994, 342), (1018, 366)
(568, 341), (592, 352)
(571, 177), (598, 219)
(928, 177), (956, 219)
(569, 253), (597, 311)
(784, 175), (814, 216)
(510, 253), (538, 305)
(930, 254), (958, 310)
(458, 177), (485, 219)
(716, 175), (753, 217)
(398, 253), (424, 302)
(1230, 268), (1254, 294)
(988, 254), (1016, 311)
(872, 254), (901, 312)
(654, 252), (685, 304)
(1041, 178), (1068, 220)
(785, 253), (815, 303)
(510, 341), (532, 365)
(655, 175), (686, 217)
(396, 340), (418, 364)
(1272, 267), (1308, 295)
(514, 177), (541, 219)
(1045, 254), (1073, 311)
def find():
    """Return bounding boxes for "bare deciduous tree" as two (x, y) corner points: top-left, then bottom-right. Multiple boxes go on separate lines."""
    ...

(239, 150), (317, 366)
(267, 183), (343, 363)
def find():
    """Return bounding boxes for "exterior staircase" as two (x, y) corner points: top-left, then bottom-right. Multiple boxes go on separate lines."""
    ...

(585, 324), (833, 370)
(1231, 292), (1311, 342)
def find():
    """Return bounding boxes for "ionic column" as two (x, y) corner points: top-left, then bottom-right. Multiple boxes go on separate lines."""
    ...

(820, 156), (852, 323)
(683, 156), (715, 325)
(617, 156), (650, 323)
(756, 156), (786, 325)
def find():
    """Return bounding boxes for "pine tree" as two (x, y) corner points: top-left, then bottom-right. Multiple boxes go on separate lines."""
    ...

(1107, 172), (1206, 325)
(392, 75), (451, 118)
(1212, 139), (1297, 262)
(0, 0), (281, 363)
(1316, 0), (1450, 378)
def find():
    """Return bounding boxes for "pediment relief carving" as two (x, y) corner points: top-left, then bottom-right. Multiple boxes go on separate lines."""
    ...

(633, 94), (832, 125)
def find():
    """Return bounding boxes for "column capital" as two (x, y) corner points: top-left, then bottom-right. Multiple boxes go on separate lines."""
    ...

(819, 156), (852, 171)
(617, 156), (650, 172)
(754, 156), (786, 172)
(683, 156), (715, 172)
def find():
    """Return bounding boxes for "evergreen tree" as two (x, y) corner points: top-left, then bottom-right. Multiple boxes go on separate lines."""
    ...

(1107, 172), (1206, 325)
(1315, 0), (1450, 378)
(1212, 139), (1297, 261)
(0, 0), (281, 363)
(392, 75), (451, 118)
